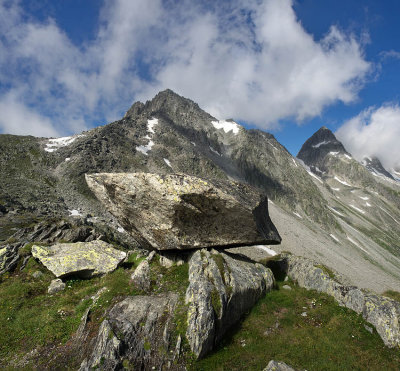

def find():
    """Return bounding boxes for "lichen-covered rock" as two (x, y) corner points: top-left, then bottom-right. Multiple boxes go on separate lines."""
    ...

(186, 249), (275, 358)
(263, 360), (303, 371)
(0, 245), (19, 274)
(279, 254), (400, 348)
(32, 240), (126, 278)
(48, 278), (66, 294)
(81, 293), (183, 370)
(85, 172), (281, 250)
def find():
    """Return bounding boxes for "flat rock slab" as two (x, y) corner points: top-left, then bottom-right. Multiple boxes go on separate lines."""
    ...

(86, 172), (281, 250)
(32, 241), (126, 278)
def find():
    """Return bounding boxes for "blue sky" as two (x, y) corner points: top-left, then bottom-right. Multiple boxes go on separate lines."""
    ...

(1, 0), (399, 169)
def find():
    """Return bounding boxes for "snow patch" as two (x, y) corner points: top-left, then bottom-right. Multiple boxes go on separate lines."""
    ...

(45, 135), (81, 152)
(255, 245), (277, 256)
(312, 140), (331, 148)
(327, 206), (345, 217)
(211, 120), (240, 135)
(69, 209), (82, 217)
(365, 202), (372, 207)
(191, 141), (196, 146)
(164, 158), (172, 168)
(293, 211), (303, 219)
(378, 207), (399, 224)
(65, 157), (71, 162)
(117, 227), (125, 233)
(268, 199), (274, 205)
(350, 204), (365, 214)
(292, 158), (298, 167)
(209, 146), (221, 156)
(330, 234), (339, 242)
(358, 196), (369, 200)
(307, 170), (323, 184)
(136, 118), (158, 156)
(347, 236), (370, 255)
(343, 154), (352, 160)
(331, 187), (340, 191)
(334, 176), (352, 187)
(268, 141), (278, 150)
(329, 151), (339, 156)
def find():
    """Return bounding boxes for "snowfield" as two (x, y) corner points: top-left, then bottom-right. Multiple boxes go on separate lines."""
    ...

(211, 120), (240, 134)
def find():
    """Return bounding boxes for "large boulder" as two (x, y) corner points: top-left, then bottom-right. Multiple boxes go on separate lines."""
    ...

(85, 172), (281, 250)
(32, 240), (126, 278)
(80, 293), (183, 370)
(186, 249), (275, 358)
(277, 254), (400, 348)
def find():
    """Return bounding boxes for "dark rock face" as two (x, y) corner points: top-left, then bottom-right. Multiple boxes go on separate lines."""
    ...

(361, 156), (394, 180)
(0, 245), (19, 275)
(86, 172), (281, 250)
(185, 249), (275, 358)
(80, 293), (183, 371)
(297, 127), (350, 174)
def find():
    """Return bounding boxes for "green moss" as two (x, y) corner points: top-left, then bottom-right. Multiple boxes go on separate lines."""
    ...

(211, 288), (222, 316)
(191, 281), (400, 371)
(0, 256), (139, 368)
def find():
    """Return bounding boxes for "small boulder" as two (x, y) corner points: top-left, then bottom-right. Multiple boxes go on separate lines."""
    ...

(32, 240), (126, 278)
(263, 360), (303, 371)
(32, 271), (43, 279)
(85, 172), (281, 250)
(48, 278), (66, 294)
(131, 260), (151, 291)
(282, 285), (292, 290)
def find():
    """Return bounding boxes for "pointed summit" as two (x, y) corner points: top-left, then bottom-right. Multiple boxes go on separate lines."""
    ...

(297, 127), (350, 174)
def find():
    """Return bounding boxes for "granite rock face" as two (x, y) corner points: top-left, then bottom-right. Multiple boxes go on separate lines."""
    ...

(186, 249), (275, 358)
(32, 240), (126, 278)
(86, 172), (281, 251)
(81, 293), (182, 370)
(278, 254), (400, 348)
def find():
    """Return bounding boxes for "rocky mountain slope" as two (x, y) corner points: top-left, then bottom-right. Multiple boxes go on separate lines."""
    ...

(1, 89), (400, 294)
(1, 89), (400, 369)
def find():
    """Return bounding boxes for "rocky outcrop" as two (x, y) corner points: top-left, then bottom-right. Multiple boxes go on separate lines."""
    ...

(186, 249), (275, 358)
(130, 251), (156, 291)
(263, 360), (302, 371)
(0, 245), (19, 274)
(81, 293), (183, 370)
(276, 254), (400, 348)
(86, 172), (281, 250)
(32, 240), (126, 278)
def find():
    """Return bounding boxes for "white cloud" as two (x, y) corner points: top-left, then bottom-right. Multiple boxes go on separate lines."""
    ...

(0, 0), (371, 137)
(336, 104), (400, 171)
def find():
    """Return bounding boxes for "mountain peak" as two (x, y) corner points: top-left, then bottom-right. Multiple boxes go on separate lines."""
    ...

(297, 126), (350, 172)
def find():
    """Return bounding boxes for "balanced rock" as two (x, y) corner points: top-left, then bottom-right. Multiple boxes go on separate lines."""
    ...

(85, 172), (281, 250)
(32, 241), (126, 278)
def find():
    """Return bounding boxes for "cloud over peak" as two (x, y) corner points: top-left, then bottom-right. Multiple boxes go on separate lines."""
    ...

(336, 104), (400, 171)
(0, 0), (371, 136)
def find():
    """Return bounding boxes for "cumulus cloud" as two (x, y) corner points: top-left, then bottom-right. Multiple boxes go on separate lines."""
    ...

(336, 104), (400, 171)
(0, 0), (371, 137)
